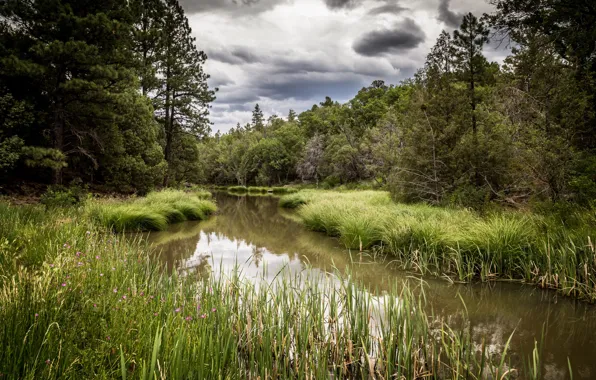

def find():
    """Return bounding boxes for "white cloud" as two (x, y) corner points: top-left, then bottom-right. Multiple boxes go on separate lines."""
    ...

(186, 0), (505, 133)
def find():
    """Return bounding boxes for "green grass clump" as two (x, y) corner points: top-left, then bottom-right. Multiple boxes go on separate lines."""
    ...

(227, 185), (248, 193)
(281, 189), (596, 301)
(89, 190), (216, 232)
(248, 186), (269, 193)
(0, 203), (532, 379)
(271, 187), (298, 194)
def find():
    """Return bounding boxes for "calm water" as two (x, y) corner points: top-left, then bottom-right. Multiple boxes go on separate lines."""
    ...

(146, 193), (596, 379)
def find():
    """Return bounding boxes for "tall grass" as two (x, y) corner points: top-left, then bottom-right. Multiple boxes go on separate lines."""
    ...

(225, 185), (298, 195)
(280, 190), (596, 301)
(88, 189), (217, 232)
(0, 204), (535, 379)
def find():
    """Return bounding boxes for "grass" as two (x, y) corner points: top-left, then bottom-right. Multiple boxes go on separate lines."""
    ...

(0, 203), (538, 379)
(88, 189), (217, 232)
(279, 190), (596, 301)
(224, 185), (298, 194)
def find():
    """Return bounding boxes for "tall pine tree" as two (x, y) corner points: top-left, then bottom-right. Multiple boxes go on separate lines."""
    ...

(155, 0), (215, 186)
(0, 0), (139, 184)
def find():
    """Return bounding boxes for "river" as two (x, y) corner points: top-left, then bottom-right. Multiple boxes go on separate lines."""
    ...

(145, 192), (596, 379)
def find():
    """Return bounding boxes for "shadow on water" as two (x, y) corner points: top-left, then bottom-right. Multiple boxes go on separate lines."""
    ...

(143, 192), (596, 379)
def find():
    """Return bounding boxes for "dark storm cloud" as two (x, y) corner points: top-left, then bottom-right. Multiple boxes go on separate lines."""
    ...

(437, 0), (463, 28)
(323, 0), (357, 9)
(208, 46), (262, 65)
(368, 3), (406, 15)
(258, 75), (369, 100)
(216, 88), (261, 104)
(178, 0), (287, 15)
(352, 18), (425, 57)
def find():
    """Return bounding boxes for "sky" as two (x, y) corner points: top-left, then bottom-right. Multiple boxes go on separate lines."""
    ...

(180, 0), (507, 134)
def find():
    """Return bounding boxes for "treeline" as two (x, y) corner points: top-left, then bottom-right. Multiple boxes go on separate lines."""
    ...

(200, 2), (596, 208)
(0, 0), (214, 193)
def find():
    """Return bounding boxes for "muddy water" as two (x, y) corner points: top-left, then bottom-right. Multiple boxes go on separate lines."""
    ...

(146, 193), (596, 379)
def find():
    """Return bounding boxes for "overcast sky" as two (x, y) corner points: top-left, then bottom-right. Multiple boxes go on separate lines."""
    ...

(180, 0), (507, 133)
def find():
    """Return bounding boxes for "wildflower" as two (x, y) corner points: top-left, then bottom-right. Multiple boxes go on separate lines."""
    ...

(76, 252), (81, 257)
(45, 359), (51, 365)
(86, 231), (91, 235)
(49, 264), (54, 268)
(212, 308), (216, 313)
(61, 283), (66, 287)
(112, 267), (116, 271)
(196, 304), (201, 311)
(139, 291), (144, 296)
(106, 336), (110, 340)
(77, 262), (83, 266)
(175, 307), (181, 313)
(95, 255), (100, 260)
(100, 273), (104, 277)
(200, 314), (207, 319)
(154, 312), (158, 316)
(63, 244), (67, 248)
(94, 304), (97, 308)
(122, 295), (127, 300)
(149, 295), (154, 299)
(113, 288), (117, 293)
(35, 313), (39, 318)
(185, 316), (193, 321)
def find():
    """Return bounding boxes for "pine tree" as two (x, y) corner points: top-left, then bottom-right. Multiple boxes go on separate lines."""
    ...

(129, 0), (165, 96)
(155, 0), (216, 185)
(453, 13), (489, 136)
(453, 13), (489, 186)
(252, 104), (265, 131)
(288, 109), (297, 122)
(0, 0), (139, 184)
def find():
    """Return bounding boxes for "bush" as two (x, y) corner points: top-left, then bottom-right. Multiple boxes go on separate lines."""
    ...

(40, 184), (88, 209)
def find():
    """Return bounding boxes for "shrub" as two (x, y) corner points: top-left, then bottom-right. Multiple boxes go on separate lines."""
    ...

(40, 184), (88, 209)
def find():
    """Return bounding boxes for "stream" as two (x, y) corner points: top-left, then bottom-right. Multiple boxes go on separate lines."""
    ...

(145, 192), (596, 379)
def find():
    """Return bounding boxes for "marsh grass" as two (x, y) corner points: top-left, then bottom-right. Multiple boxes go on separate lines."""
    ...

(0, 204), (535, 379)
(280, 190), (596, 301)
(226, 186), (298, 195)
(88, 189), (216, 232)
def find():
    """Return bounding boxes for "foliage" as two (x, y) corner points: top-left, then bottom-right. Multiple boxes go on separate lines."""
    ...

(40, 183), (89, 209)
(0, 0), (215, 192)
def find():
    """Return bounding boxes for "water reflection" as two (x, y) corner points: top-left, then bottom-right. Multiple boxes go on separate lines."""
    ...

(145, 193), (596, 379)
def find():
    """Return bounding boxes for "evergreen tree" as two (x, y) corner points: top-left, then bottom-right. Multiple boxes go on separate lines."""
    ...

(155, 0), (215, 185)
(252, 104), (265, 131)
(0, 0), (139, 184)
(453, 13), (490, 136)
(288, 109), (297, 122)
(453, 13), (490, 186)
(129, 0), (165, 95)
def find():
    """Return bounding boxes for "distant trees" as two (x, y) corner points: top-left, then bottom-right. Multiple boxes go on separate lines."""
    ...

(199, 7), (595, 208)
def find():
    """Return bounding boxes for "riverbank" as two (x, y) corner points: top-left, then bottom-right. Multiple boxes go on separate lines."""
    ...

(0, 195), (534, 378)
(279, 190), (596, 301)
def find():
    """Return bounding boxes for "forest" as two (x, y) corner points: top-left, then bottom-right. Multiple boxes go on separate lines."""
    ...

(0, 0), (595, 212)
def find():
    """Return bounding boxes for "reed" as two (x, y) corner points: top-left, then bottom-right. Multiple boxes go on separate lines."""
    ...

(279, 190), (596, 301)
(88, 189), (217, 232)
(0, 203), (536, 379)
